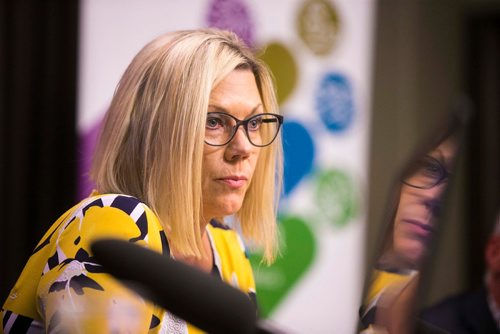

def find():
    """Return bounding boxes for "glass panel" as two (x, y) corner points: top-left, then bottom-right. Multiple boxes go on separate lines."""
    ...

(360, 103), (471, 333)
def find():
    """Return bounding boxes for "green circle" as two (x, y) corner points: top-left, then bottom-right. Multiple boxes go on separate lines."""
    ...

(314, 168), (357, 228)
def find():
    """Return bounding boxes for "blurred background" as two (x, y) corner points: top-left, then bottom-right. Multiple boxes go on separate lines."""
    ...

(1, 0), (499, 332)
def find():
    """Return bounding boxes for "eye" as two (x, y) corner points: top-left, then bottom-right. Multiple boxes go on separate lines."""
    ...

(247, 117), (262, 131)
(206, 115), (224, 130)
(420, 157), (442, 178)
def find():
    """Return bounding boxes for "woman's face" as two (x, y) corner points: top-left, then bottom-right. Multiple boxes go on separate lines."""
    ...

(201, 69), (262, 221)
(393, 137), (458, 266)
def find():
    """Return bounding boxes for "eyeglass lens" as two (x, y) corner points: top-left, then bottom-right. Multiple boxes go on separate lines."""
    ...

(403, 156), (446, 189)
(205, 112), (281, 147)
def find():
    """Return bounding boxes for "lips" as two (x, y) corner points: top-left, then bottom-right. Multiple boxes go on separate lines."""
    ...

(216, 175), (248, 189)
(402, 219), (434, 238)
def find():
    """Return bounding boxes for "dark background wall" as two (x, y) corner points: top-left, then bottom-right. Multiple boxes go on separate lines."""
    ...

(0, 0), (79, 301)
(466, 12), (500, 290)
(0, 0), (499, 313)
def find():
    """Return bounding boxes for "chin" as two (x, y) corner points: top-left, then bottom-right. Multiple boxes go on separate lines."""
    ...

(208, 197), (244, 218)
(396, 242), (425, 266)
(221, 202), (243, 216)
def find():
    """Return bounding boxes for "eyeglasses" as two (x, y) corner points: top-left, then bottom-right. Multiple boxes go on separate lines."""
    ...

(402, 155), (450, 189)
(204, 112), (284, 147)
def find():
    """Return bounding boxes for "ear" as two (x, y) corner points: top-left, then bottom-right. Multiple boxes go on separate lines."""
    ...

(485, 236), (500, 273)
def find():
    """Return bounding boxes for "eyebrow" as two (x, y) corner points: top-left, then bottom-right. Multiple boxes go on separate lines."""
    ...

(207, 103), (264, 117)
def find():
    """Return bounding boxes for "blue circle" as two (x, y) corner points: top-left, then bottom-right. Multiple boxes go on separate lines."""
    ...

(315, 72), (354, 133)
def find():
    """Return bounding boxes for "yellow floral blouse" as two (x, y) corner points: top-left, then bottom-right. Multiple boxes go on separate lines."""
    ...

(1, 194), (256, 333)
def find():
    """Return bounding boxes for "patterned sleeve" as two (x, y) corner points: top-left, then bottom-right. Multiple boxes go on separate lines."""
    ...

(34, 194), (163, 333)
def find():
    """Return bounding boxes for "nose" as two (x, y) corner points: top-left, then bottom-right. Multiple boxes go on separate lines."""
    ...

(419, 184), (446, 217)
(224, 126), (253, 161)
(423, 197), (443, 217)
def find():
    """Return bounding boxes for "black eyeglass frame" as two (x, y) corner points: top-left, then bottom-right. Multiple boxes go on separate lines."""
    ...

(204, 112), (284, 147)
(401, 155), (451, 189)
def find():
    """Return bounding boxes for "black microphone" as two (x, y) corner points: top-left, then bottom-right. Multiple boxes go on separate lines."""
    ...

(91, 238), (283, 334)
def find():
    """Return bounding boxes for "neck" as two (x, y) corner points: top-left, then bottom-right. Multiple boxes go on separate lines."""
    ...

(171, 225), (214, 273)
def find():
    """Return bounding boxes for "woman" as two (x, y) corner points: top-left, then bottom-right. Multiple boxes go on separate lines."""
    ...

(2, 29), (283, 333)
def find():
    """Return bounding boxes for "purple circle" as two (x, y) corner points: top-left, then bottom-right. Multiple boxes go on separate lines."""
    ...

(206, 0), (255, 47)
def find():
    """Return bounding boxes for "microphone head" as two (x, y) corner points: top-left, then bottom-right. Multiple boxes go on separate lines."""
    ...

(91, 238), (258, 334)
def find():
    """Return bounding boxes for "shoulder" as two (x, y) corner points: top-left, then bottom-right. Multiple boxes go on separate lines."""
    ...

(37, 193), (166, 256)
(73, 193), (165, 249)
(75, 194), (158, 229)
(32, 194), (162, 257)
(78, 193), (151, 217)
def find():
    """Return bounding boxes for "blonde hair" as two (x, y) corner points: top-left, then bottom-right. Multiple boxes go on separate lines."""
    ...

(91, 29), (282, 263)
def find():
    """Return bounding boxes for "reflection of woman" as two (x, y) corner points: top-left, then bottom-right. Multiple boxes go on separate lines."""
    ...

(361, 135), (459, 333)
(393, 136), (457, 268)
(2, 29), (283, 333)
(361, 109), (468, 333)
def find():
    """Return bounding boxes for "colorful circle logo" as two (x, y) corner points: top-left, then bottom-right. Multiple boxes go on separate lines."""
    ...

(206, 0), (255, 47)
(314, 168), (358, 228)
(259, 42), (298, 106)
(316, 72), (355, 133)
(297, 0), (340, 56)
